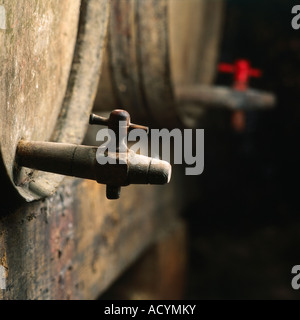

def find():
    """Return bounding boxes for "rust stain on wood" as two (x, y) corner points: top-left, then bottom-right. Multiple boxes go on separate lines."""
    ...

(0, 166), (183, 299)
(102, 220), (187, 300)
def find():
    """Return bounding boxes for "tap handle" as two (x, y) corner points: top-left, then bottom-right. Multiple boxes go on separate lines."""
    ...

(89, 110), (149, 200)
(89, 110), (149, 134)
(128, 123), (149, 133)
(89, 113), (109, 126)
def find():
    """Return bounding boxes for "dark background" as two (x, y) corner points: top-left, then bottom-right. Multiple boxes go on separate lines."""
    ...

(185, 0), (300, 299)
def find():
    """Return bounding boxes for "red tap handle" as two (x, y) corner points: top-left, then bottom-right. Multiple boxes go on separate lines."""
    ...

(218, 59), (262, 91)
(249, 69), (262, 78)
(218, 63), (235, 73)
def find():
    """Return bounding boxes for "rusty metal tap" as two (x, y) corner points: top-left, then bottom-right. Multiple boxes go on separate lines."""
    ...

(16, 110), (172, 200)
(89, 109), (156, 199)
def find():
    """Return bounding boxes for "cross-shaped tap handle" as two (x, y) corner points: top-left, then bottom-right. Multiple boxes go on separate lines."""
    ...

(89, 110), (149, 199)
(89, 110), (149, 133)
(218, 59), (262, 91)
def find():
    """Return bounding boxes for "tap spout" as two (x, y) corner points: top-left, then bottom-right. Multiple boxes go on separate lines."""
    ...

(16, 140), (172, 199)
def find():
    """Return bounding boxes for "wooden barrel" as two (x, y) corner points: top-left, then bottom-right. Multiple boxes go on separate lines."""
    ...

(0, 0), (110, 201)
(94, 0), (224, 128)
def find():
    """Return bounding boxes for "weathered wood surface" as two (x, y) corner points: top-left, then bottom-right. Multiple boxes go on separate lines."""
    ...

(95, 0), (224, 129)
(0, 166), (184, 300)
(0, 0), (80, 194)
(101, 220), (187, 300)
(195, 0), (225, 85)
(175, 0), (225, 128)
(0, 0), (110, 201)
(95, 0), (177, 128)
(169, 0), (206, 87)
